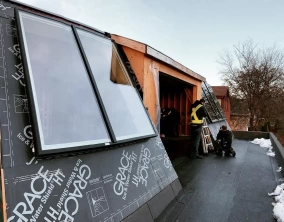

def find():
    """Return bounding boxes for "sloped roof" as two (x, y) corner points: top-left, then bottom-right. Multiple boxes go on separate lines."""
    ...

(211, 86), (229, 97)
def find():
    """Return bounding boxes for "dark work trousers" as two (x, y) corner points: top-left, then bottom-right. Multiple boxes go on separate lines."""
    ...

(190, 124), (203, 157)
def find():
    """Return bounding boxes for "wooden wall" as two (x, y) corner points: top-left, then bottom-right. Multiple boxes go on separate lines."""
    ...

(120, 46), (202, 126)
(160, 91), (192, 135)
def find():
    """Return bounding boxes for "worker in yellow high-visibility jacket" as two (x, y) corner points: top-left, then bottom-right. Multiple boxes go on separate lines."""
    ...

(189, 99), (207, 159)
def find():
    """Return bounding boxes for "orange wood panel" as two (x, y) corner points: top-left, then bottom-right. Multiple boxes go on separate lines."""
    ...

(120, 49), (203, 129)
(118, 45), (204, 126)
(111, 35), (206, 84)
(192, 85), (198, 101)
(111, 35), (146, 53)
(159, 63), (201, 87)
(1, 169), (6, 222)
(196, 82), (202, 99)
(143, 58), (158, 124)
(122, 47), (145, 89)
(146, 45), (206, 82)
(142, 60), (196, 135)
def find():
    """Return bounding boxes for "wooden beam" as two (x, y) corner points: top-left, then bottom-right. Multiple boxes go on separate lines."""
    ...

(111, 35), (146, 53)
(174, 92), (177, 110)
(147, 46), (206, 82)
(1, 169), (6, 222)
(184, 88), (193, 104)
(121, 47), (145, 89)
(185, 93), (188, 135)
(111, 35), (207, 82)
(158, 63), (202, 87)
(143, 58), (158, 124)
(192, 85), (198, 101)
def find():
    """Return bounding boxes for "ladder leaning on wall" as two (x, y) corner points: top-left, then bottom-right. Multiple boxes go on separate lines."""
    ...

(201, 118), (214, 154)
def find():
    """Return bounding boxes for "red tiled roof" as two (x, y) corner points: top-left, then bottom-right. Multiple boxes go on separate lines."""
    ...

(211, 86), (229, 97)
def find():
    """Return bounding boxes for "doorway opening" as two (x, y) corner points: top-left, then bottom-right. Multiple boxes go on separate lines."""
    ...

(159, 72), (194, 160)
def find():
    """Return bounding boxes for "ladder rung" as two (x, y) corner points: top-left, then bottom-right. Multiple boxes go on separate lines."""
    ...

(202, 119), (214, 150)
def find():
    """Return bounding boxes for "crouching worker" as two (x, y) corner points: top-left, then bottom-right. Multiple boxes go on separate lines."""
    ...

(216, 125), (236, 157)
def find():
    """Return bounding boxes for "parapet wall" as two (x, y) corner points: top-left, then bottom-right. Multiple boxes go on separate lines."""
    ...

(270, 133), (284, 180)
(233, 131), (270, 140)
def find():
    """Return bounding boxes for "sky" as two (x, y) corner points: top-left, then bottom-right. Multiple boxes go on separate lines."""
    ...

(18, 0), (284, 86)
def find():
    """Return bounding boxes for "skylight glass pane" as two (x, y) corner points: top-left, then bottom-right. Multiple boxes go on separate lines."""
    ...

(77, 29), (155, 141)
(202, 82), (226, 122)
(19, 11), (111, 151)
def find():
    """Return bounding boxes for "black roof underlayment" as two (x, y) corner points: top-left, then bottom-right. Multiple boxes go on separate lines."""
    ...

(156, 139), (280, 222)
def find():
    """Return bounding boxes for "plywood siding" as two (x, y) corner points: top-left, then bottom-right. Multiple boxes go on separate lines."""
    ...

(119, 46), (203, 128)
(160, 90), (192, 135)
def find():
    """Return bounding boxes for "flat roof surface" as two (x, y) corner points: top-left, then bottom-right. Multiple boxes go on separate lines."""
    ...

(158, 139), (279, 221)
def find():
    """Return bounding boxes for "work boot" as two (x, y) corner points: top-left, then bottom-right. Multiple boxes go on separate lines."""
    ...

(216, 151), (223, 157)
(225, 152), (231, 157)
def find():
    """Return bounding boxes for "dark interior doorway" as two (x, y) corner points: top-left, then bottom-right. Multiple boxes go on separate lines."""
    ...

(159, 72), (194, 160)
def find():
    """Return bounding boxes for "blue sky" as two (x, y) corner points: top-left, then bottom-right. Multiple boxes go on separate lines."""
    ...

(19, 0), (284, 86)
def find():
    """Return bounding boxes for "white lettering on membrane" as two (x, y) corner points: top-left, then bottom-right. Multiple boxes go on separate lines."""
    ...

(7, 166), (64, 222)
(7, 159), (90, 222)
(132, 146), (151, 188)
(12, 62), (25, 87)
(45, 163), (91, 222)
(8, 44), (21, 59)
(113, 150), (137, 200)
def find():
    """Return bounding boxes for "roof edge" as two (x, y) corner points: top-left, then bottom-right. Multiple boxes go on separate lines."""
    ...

(146, 45), (206, 82)
(9, 0), (109, 37)
(111, 34), (206, 82)
(111, 35), (146, 53)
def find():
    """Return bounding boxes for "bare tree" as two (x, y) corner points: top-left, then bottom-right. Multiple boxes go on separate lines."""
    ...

(218, 39), (284, 131)
(230, 96), (250, 130)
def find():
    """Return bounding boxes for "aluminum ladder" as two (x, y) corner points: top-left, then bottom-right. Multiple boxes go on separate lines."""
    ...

(201, 118), (214, 154)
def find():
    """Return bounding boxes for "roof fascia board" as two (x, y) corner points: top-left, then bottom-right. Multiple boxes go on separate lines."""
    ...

(146, 45), (206, 82)
(111, 35), (146, 53)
